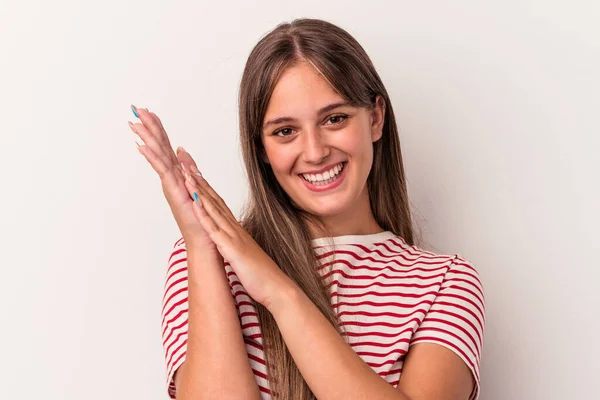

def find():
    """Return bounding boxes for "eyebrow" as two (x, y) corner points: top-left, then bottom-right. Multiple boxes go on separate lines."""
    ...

(262, 101), (351, 130)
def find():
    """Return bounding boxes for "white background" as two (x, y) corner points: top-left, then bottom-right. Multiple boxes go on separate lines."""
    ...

(1, 1), (598, 399)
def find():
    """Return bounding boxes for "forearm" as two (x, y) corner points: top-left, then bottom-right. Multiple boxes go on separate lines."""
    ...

(268, 281), (410, 400)
(176, 248), (260, 400)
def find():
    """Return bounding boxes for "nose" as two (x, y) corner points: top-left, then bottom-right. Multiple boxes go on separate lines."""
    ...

(301, 128), (331, 164)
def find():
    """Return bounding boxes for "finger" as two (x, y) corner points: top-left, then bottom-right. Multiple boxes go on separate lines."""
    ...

(176, 147), (239, 226)
(189, 166), (238, 223)
(181, 167), (218, 207)
(148, 111), (175, 149)
(190, 190), (222, 236)
(196, 190), (238, 237)
(145, 110), (178, 161)
(176, 147), (199, 175)
(136, 143), (170, 178)
(191, 197), (230, 252)
(182, 169), (220, 215)
(133, 126), (182, 191)
(197, 177), (240, 227)
(128, 120), (173, 166)
(135, 107), (179, 167)
(181, 168), (200, 201)
(176, 150), (233, 218)
(137, 143), (190, 209)
(186, 177), (237, 237)
(135, 107), (167, 147)
(129, 121), (168, 164)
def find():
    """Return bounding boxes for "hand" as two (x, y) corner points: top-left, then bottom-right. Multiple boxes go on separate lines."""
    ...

(180, 167), (293, 307)
(128, 105), (216, 252)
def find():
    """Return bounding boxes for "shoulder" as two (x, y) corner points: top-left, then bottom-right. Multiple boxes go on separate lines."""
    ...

(374, 234), (487, 343)
(444, 253), (485, 299)
(363, 233), (482, 278)
(394, 235), (486, 316)
(403, 247), (485, 400)
(384, 235), (484, 287)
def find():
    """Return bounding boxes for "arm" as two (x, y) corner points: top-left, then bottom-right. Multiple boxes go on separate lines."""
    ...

(128, 109), (261, 399)
(267, 279), (475, 400)
(172, 246), (261, 400)
(267, 280), (410, 400)
(398, 255), (484, 399)
(165, 168), (479, 398)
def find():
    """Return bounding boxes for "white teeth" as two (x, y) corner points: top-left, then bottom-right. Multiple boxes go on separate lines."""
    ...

(301, 162), (345, 184)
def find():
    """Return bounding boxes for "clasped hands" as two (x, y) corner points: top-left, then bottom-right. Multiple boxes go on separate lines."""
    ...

(129, 105), (294, 309)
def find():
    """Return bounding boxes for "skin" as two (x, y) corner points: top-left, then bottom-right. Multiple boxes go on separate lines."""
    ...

(261, 60), (385, 238)
(130, 60), (476, 399)
(130, 111), (261, 399)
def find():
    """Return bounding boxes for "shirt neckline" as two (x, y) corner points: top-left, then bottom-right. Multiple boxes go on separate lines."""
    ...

(311, 230), (396, 247)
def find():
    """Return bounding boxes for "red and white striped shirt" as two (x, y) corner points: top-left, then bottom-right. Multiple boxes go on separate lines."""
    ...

(161, 231), (485, 399)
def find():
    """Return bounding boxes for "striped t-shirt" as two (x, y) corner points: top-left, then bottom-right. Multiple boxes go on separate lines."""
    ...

(161, 231), (485, 399)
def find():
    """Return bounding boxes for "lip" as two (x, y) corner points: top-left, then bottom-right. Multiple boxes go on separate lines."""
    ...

(298, 162), (346, 175)
(299, 162), (347, 193)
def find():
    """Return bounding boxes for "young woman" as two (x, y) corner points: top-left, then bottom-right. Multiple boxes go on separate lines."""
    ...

(130, 18), (485, 400)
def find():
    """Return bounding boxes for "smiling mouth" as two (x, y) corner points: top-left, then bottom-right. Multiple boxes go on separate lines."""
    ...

(299, 162), (347, 186)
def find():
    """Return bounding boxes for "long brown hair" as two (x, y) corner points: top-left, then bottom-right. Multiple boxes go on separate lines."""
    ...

(238, 18), (416, 399)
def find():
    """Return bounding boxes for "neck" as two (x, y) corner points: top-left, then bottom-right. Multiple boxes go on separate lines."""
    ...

(307, 187), (384, 239)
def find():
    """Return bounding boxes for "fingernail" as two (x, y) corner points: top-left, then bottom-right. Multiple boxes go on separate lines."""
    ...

(131, 104), (139, 118)
(190, 164), (203, 178)
(177, 146), (185, 154)
(193, 192), (199, 204)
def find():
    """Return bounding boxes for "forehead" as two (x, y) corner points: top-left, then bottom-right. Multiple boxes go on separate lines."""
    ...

(264, 62), (344, 119)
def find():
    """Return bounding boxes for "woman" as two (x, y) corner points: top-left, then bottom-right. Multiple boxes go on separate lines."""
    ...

(130, 18), (485, 400)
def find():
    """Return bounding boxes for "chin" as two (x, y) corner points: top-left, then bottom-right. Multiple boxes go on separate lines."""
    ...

(297, 196), (352, 218)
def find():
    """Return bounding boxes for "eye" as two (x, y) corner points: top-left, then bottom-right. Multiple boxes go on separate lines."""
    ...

(325, 114), (349, 125)
(271, 114), (349, 137)
(272, 127), (295, 137)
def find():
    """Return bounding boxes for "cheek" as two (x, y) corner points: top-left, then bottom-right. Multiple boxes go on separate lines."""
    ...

(264, 143), (296, 176)
(337, 126), (372, 157)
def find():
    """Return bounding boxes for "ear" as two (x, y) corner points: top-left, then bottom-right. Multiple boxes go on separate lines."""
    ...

(370, 95), (386, 143)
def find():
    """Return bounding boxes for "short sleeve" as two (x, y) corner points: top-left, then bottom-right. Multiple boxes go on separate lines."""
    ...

(161, 238), (190, 399)
(410, 254), (486, 400)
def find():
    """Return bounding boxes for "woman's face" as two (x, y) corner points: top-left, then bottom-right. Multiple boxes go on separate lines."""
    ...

(261, 61), (385, 219)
